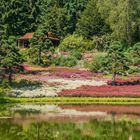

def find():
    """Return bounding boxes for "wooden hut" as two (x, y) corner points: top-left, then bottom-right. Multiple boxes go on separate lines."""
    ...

(17, 32), (60, 48)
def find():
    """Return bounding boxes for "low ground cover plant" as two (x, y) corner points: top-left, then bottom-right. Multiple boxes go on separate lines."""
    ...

(0, 80), (11, 97)
(58, 85), (140, 97)
(12, 79), (42, 88)
(107, 79), (140, 86)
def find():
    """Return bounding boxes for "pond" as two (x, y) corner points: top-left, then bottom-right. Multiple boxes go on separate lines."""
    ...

(0, 104), (140, 140)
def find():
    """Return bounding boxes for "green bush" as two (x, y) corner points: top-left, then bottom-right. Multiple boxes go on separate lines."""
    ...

(124, 51), (133, 65)
(128, 66), (140, 74)
(50, 57), (60, 66)
(71, 50), (82, 60)
(41, 55), (53, 67)
(83, 60), (90, 69)
(131, 43), (140, 66)
(0, 87), (5, 97)
(28, 48), (53, 67)
(52, 56), (77, 67)
(125, 43), (140, 67)
(91, 34), (112, 51)
(59, 34), (93, 52)
(60, 56), (77, 67)
(89, 53), (107, 73)
(12, 79), (42, 88)
(28, 47), (39, 64)
(19, 49), (29, 62)
(1, 80), (11, 89)
(0, 80), (11, 97)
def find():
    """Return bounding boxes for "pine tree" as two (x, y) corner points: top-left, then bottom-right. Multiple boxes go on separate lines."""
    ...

(106, 41), (129, 84)
(0, 0), (42, 36)
(29, 27), (53, 65)
(0, 36), (24, 84)
(76, 0), (109, 38)
(39, 6), (69, 37)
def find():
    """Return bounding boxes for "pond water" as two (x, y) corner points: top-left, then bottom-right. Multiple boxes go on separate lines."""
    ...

(0, 104), (140, 140)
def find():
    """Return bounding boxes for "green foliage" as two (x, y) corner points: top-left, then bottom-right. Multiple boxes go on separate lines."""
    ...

(0, 87), (5, 97)
(128, 66), (140, 74)
(39, 6), (69, 37)
(0, 0), (139, 75)
(63, 0), (89, 34)
(59, 34), (92, 51)
(0, 0), (139, 46)
(29, 27), (53, 66)
(19, 49), (30, 63)
(132, 43), (140, 57)
(71, 50), (82, 60)
(97, 0), (140, 45)
(0, 36), (23, 67)
(88, 53), (107, 73)
(131, 43), (140, 65)
(0, 36), (24, 84)
(0, 80), (11, 97)
(76, 0), (110, 38)
(106, 41), (129, 82)
(0, 80), (11, 89)
(91, 34), (112, 51)
(12, 79), (42, 89)
(0, 0), (42, 36)
(52, 56), (77, 67)
(41, 0), (89, 35)
(125, 43), (140, 67)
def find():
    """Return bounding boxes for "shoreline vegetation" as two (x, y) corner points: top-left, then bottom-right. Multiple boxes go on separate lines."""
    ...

(1, 97), (140, 105)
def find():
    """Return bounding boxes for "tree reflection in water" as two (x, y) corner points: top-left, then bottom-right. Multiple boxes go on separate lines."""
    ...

(0, 118), (140, 140)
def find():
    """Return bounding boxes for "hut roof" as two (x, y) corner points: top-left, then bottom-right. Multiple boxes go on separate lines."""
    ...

(18, 33), (34, 40)
(18, 32), (59, 41)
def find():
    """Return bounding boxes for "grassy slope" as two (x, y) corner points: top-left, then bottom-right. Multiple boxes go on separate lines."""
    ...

(1, 97), (140, 105)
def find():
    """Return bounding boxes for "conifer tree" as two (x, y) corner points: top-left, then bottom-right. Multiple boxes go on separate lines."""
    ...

(29, 27), (53, 65)
(0, 36), (23, 84)
(76, 0), (110, 38)
(106, 41), (129, 84)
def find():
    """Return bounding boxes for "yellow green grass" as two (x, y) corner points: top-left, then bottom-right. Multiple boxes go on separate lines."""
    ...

(1, 97), (140, 105)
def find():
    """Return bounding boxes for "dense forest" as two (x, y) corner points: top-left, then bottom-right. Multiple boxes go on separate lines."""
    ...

(0, 0), (140, 84)
(0, 0), (139, 42)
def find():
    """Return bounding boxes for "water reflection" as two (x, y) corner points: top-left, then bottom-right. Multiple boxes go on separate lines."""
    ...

(0, 104), (140, 140)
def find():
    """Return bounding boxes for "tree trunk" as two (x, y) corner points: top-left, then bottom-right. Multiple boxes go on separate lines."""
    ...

(112, 72), (116, 85)
(8, 68), (12, 85)
(38, 47), (42, 65)
(126, 0), (132, 46)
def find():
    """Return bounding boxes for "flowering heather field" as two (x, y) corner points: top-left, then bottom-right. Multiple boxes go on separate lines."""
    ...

(16, 65), (140, 98)
(58, 85), (140, 97)
(108, 78), (140, 86)
(17, 71), (94, 82)
(18, 65), (95, 81)
(14, 66), (106, 97)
